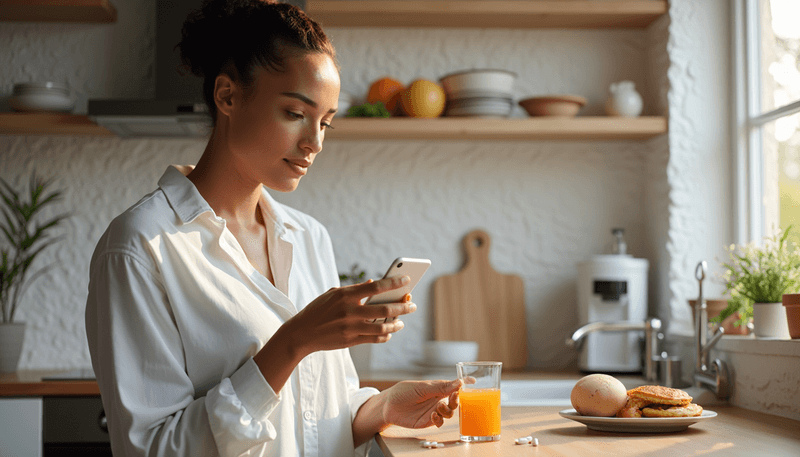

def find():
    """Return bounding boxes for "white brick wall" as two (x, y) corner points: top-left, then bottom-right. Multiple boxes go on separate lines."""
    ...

(0, 0), (734, 371)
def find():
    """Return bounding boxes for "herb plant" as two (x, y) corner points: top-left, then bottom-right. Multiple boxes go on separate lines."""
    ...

(714, 226), (800, 327)
(0, 173), (69, 323)
(339, 264), (367, 286)
(346, 101), (392, 118)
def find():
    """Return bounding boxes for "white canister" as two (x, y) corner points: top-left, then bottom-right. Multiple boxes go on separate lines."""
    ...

(577, 255), (649, 372)
(605, 81), (643, 117)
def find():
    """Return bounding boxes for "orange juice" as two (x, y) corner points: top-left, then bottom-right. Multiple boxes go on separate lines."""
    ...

(458, 388), (501, 437)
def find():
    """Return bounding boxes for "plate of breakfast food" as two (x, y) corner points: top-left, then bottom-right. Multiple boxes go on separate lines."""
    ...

(561, 374), (716, 433)
(559, 409), (717, 433)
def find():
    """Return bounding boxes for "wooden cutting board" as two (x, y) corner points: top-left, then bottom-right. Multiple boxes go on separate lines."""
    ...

(433, 230), (527, 370)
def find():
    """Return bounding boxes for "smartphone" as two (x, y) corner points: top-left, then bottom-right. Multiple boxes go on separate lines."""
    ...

(364, 257), (431, 323)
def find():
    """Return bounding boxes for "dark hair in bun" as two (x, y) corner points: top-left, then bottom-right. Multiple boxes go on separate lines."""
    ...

(177, 0), (336, 123)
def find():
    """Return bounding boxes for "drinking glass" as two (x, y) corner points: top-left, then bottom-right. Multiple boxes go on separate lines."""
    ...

(456, 361), (502, 442)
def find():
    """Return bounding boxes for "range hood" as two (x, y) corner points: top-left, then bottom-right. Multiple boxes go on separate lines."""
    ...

(89, 0), (304, 138)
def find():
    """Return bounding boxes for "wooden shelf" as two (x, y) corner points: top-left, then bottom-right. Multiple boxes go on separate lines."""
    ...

(326, 117), (667, 141)
(0, 114), (666, 140)
(0, 113), (114, 136)
(306, 0), (667, 29)
(0, 0), (117, 23)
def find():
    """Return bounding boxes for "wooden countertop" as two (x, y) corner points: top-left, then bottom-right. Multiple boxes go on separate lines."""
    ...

(377, 405), (800, 457)
(0, 370), (100, 396)
(1, 368), (588, 397)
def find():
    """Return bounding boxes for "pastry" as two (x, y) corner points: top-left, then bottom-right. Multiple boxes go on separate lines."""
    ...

(642, 403), (704, 417)
(626, 385), (692, 406)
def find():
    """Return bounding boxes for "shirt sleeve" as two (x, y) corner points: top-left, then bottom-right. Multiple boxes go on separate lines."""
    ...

(315, 227), (381, 457)
(85, 250), (281, 457)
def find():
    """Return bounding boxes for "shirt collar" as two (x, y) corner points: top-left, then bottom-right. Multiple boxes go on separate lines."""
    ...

(159, 165), (305, 233)
(258, 187), (305, 234)
(159, 165), (212, 224)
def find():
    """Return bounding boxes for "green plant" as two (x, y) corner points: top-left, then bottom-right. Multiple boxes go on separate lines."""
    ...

(0, 173), (69, 323)
(713, 226), (800, 327)
(346, 101), (392, 118)
(339, 264), (367, 286)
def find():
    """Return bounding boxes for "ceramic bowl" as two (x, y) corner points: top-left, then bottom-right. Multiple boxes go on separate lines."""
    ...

(422, 340), (479, 367)
(10, 82), (74, 113)
(519, 95), (587, 117)
(439, 69), (517, 100)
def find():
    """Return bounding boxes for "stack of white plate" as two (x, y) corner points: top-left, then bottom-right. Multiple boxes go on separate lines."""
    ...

(9, 82), (75, 113)
(440, 69), (516, 117)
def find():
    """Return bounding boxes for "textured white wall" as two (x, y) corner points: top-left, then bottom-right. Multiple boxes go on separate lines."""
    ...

(0, 0), (734, 372)
(664, 0), (734, 336)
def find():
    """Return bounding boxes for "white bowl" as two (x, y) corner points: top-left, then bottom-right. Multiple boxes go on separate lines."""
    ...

(9, 92), (75, 113)
(9, 82), (75, 113)
(422, 340), (479, 367)
(439, 69), (517, 100)
(13, 81), (70, 96)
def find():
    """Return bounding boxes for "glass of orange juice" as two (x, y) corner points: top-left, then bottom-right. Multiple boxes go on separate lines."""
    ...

(456, 361), (502, 442)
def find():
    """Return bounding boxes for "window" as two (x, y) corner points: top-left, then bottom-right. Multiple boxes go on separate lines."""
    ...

(735, 0), (800, 244)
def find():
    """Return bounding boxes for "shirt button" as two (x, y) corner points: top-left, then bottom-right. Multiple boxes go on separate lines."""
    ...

(303, 411), (313, 421)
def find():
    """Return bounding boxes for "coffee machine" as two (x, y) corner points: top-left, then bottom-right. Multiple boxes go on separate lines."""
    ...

(576, 228), (649, 372)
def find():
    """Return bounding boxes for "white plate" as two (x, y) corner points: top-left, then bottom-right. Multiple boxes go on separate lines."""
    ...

(558, 409), (717, 433)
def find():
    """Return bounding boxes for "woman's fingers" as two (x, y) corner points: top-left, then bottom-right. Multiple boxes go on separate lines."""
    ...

(436, 399), (455, 419)
(448, 390), (459, 410)
(431, 411), (444, 428)
(346, 275), (410, 300)
(360, 301), (416, 321)
(354, 319), (405, 335)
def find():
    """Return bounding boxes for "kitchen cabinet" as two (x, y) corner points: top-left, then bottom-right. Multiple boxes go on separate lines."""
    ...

(0, 0), (117, 23)
(0, 398), (42, 457)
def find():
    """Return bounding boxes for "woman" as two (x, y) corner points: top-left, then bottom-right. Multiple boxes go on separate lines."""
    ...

(84, 1), (461, 456)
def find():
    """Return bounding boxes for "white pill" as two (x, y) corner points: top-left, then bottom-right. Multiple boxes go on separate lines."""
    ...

(533, 438), (539, 446)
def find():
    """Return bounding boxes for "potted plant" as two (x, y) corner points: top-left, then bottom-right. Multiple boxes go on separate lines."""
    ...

(714, 226), (800, 338)
(0, 172), (68, 373)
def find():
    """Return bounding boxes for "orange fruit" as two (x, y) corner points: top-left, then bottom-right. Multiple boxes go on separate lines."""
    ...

(399, 79), (446, 118)
(387, 90), (404, 115)
(367, 77), (405, 113)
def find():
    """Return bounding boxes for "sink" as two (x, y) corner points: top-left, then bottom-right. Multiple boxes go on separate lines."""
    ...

(500, 379), (577, 406)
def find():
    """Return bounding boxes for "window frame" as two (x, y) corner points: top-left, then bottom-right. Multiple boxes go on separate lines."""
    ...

(734, 0), (800, 245)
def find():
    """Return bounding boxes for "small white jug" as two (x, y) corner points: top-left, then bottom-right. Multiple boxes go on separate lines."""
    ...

(605, 81), (643, 117)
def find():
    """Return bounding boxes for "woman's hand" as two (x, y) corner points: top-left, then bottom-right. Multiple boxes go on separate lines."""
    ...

(288, 276), (416, 354)
(382, 379), (462, 429)
(352, 379), (462, 447)
(253, 276), (415, 393)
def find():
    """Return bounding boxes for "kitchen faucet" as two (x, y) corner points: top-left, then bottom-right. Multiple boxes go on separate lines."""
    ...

(692, 261), (730, 399)
(566, 317), (662, 382)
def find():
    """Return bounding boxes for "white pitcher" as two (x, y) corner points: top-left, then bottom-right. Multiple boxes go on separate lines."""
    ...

(605, 81), (643, 117)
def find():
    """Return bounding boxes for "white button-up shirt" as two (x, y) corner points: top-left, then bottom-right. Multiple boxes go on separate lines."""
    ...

(85, 166), (378, 457)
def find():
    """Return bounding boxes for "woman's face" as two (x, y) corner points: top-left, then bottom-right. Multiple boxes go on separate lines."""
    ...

(224, 52), (340, 192)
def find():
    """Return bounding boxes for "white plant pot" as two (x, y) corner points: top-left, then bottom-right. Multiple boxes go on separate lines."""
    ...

(752, 303), (791, 338)
(0, 322), (26, 373)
